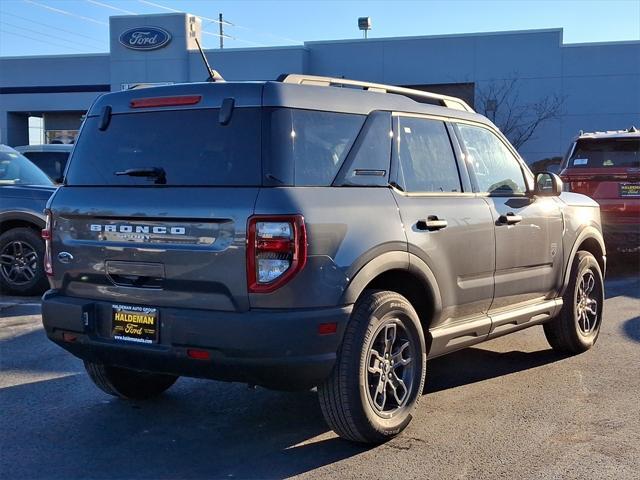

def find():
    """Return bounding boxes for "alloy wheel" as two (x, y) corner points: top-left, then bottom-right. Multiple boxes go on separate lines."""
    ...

(576, 270), (600, 335)
(0, 240), (39, 286)
(365, 319), (416, 418)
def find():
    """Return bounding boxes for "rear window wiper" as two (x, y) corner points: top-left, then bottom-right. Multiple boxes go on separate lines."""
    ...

(115, 167), (166, 185)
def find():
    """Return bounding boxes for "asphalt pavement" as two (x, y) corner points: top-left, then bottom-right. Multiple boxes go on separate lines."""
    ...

(1, 267), (639, 479)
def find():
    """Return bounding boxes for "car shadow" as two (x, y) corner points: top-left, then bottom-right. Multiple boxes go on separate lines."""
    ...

(1, 340), (572, 479)
(425, 346), (566, 393)
(622, 316), (640, 343)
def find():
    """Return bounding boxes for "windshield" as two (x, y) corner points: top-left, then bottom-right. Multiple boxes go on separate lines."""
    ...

(566, 138), (640, 169)
(0, 147), (53, 186)
(66, 108), (261, 186)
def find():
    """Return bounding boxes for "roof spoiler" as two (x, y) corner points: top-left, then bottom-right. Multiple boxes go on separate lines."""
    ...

(277, 73), (474, 112)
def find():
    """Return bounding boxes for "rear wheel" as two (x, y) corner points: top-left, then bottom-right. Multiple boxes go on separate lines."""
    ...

(544, 251), (604, 353)
(318, 290), (426, 444)
(0, 227), (48, 296)
(84, 361), (178, 400)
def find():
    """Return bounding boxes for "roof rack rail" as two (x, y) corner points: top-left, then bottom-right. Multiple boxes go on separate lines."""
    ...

(277, 73), (475, 112)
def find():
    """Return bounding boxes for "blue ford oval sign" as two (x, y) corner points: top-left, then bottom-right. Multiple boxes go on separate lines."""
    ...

(119, 26), (171, 51)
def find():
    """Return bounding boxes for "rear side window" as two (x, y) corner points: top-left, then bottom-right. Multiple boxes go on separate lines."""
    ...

(22, 151), (69, 181)
(456, 123), (526, 195)
(66, 108), (261, 186)
(567, 139), (640, 168)
(269, 109), (365, 186)
(395, 116), (461, 193)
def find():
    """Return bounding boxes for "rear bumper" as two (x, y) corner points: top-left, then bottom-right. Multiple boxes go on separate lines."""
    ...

(41, 292), (352, 390)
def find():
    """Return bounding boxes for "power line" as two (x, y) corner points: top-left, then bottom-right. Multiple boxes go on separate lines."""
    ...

(0, 22), (104, 51)
(137, 0), (288, 46)
(0, 29), (97, 54)
(85, 0), (138, 16)
(22, 0), (108, 26)
(2, 11), (105, 47)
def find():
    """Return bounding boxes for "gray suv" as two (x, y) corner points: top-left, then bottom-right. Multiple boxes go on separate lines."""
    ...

(42, 75), (606, 444)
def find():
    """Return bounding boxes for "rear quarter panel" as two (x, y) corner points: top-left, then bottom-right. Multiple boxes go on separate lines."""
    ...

(251, 187), (406, 308)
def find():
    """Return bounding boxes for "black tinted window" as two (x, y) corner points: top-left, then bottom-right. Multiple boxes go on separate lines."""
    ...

(456, 123), (526, 194)
(22, 151), (69, 180)
(270, 109), (365, 186)
(568, 139), (639, 168)
(338, 112), (392, 186)
(66, 108), (261, 186)
(396, 117), (461, 193)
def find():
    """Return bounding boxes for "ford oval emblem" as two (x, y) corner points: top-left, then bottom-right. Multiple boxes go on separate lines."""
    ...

(119, 26), (172, 51)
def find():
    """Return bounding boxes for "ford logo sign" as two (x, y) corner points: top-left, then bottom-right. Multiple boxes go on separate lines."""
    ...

(119, 26), (171, 51)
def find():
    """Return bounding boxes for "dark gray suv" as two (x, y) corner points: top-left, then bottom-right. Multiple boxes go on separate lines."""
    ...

(42, 75), (606, 443)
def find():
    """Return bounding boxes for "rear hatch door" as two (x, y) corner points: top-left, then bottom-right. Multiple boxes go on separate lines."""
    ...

(561, 137), (640, 218)
(50, 86), (262, 312)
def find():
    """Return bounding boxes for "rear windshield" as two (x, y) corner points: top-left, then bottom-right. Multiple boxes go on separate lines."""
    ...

(0, 149), (53, 186)
(66, 108), (261, 186)
(22, 151), (69, 181)
(565, 138), (640, 169)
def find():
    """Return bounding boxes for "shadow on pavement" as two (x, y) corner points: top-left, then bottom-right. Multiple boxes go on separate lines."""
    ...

(622, 316), (640, 343)
(0, 374), (367, 479)
(425, 346), (565, 393)
(0, 343), (572, 479)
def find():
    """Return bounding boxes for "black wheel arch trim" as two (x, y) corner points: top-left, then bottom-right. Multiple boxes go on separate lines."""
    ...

(0, 211), (46, 232)
(560, 226), (606, 297)
(340, 250), (443, 324)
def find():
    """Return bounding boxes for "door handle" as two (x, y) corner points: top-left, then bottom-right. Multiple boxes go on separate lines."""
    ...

(497, 212), (523, 225)
(416, 216), (448, 231)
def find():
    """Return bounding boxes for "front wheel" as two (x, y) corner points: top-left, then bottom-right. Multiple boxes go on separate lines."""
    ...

(318, 290), (426, 444)
(544, 251), (604, 354)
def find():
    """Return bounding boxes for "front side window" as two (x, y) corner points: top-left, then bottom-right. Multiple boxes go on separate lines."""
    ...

(395, 116), (461, 193)
(456, 123), (526, 194)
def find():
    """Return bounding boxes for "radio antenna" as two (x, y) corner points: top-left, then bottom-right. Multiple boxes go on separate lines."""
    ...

(194, 37), (225, 82)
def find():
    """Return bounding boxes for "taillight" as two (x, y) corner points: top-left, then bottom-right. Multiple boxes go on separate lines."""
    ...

(247, 215), (307, 293)
(41, 209), (53, 276)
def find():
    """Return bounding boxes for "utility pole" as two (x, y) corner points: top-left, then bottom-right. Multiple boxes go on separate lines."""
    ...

(219, 13), (224, 49)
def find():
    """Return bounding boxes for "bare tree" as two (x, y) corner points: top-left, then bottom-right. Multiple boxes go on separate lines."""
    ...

(476, 77), (565, 150)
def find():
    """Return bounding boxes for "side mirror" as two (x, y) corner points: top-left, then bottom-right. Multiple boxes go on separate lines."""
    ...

(534, 171), (562, 196)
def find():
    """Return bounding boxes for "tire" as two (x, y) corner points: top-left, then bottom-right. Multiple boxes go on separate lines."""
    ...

(318, 290), (426, 444)
(0, 227), (49, 296)
(84, 361), (178, 400)
(543, 251), (604, 354)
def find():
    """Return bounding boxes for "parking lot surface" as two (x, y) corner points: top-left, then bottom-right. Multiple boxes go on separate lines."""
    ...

(1, 270), (639, 480)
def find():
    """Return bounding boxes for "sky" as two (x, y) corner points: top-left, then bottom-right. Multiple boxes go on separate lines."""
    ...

(0, 0), (639, 56)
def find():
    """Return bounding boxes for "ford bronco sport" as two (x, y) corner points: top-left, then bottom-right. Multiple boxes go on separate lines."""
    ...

(560, 127), (639, 253)
(42, 75), (606, 444)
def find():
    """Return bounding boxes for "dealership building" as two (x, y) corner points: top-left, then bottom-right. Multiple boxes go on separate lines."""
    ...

(1, 12), (638, 165)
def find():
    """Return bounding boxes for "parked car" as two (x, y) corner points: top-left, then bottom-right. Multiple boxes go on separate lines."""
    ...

(560, 127), (639, 253)
(14, 144), (72, 183)
(0, 145), (56, 295)
(41, 76), (605, 444)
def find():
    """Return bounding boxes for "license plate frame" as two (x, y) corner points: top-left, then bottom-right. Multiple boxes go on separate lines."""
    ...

(620, 182), (640, 198)
(111, 304), (159, 344)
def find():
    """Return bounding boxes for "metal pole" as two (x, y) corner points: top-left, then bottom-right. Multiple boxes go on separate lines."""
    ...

(219, 13), (223, 49)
